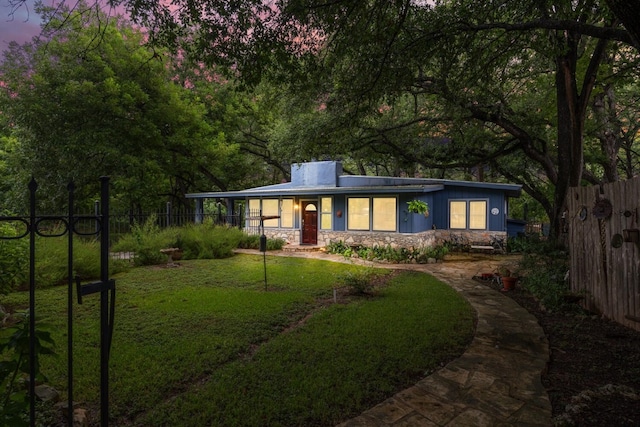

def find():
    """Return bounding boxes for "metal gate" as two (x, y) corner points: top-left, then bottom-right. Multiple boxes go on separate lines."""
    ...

(0, 177), (116, 427)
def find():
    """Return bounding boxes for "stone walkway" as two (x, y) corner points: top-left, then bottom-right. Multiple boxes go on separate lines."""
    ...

(237, 249), (552, 426)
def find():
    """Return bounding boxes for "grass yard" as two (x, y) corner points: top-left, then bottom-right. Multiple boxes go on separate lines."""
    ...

(3, 254), (474, 427)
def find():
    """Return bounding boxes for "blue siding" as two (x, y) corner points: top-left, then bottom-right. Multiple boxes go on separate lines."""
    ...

(333, 195), (346, 231)
(432, 187), (506, 232)
(507, 219), (526, 237)
(399, 194), (433, 233)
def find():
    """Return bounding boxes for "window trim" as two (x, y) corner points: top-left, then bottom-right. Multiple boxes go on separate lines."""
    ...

(448, 199), (489, 230)
(247, 198), (295, 229)
(320, 196), (333, 230)
(346, 196), (397, 232)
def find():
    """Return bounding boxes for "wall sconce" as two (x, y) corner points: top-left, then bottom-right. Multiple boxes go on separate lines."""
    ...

(294, 204), (299, 210)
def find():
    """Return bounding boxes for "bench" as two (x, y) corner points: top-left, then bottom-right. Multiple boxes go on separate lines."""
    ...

(469, 243), (503, 254)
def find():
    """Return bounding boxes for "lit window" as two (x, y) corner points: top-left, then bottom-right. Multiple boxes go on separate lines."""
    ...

(248, 199), (260, 216)
(373, 198), (396, 231)
(347, 197), (397, 231)
(469, 201), (487, 230)
(450, 201), (467, 229)
(348, 198), (369, 230)
(247, 199), (261, 230)
(450, 200), (488, 229)
(320, 197), (332, 230)
(262, 199), (279, 227)
(280, 199), (293, 228)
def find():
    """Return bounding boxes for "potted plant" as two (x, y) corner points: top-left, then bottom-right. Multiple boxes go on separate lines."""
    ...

(497, 266), (518, 292)
(407, 200), (430, 218)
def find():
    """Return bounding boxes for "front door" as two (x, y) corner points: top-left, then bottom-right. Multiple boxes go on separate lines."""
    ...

(301, 202), (318, 244)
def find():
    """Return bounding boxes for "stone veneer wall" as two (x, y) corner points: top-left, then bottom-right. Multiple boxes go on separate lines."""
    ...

(257, 228), (506, 249)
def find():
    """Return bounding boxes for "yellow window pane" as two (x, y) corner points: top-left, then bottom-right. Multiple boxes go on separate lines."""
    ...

(320, 197), (332, 230)
(373, 198), (396, 231)
(469, 201), (487, 229)
(248, 199), (260, 214)
(262, 199), (279, 227)
(450, 201), (467, 229)
(348, 198), (369, 230)
(280, 199), (293, 228)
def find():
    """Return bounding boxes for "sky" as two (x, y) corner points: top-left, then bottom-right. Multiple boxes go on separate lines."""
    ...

(0, 0), (43, 47)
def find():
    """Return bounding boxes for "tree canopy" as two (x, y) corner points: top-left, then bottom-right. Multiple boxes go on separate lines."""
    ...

(0, 1), (262, 211)
(1, 0), (639, 238)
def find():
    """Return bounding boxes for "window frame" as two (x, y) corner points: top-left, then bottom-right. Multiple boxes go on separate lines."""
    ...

(347, 196), (397, 232)
(247, 198), (296, 229)
(448, 199), (489, 230)
(320, 197), (333, 230)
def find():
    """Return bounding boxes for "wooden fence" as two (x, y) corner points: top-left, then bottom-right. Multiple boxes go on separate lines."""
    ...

(567, 176), (640, 331)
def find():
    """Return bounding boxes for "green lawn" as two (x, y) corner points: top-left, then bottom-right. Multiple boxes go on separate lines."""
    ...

(4, 254), (475, 426)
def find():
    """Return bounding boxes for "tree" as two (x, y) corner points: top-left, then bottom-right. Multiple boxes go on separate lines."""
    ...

(9, 0), (639, 238)
(0, 2), (246, 211)
(96, 0), (640, 238)
(605, 0), (640, 50)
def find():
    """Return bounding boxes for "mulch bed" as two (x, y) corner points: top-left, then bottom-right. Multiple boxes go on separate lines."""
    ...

(495, 283), (640, 426)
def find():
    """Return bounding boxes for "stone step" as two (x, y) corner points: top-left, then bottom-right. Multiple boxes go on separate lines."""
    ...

(282, 245), (324, 253)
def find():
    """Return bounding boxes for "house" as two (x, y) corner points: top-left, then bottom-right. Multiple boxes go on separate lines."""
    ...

(186, 161), (522, 249)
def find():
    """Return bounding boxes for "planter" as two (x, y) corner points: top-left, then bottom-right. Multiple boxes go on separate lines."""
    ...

(501, 276), (517, 292)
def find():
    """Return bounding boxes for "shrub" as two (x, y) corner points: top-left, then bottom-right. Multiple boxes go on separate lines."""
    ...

(237, 234), (285, 251)
(517, 239), (574, 312)
(111, 215), (179, 266)
(1, 221), (129, 290)
(336, 269), (379, 295)
(35, 237), (130, 287)
(327, 240), (448, 264)
(0, 311), (56, 427)
(0, 222), (28, 294)
(177, 224), (244, 259)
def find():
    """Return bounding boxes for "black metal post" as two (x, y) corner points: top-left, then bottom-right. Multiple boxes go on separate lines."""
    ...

(99, 176), (110, 427)
(28, 178), (37, 427)
(67, 182), (75, 427)
(95, 200), (100, 235)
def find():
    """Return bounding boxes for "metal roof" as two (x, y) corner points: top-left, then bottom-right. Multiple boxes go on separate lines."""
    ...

(186, 184), (446, 199)
(186, 168), (522, 200)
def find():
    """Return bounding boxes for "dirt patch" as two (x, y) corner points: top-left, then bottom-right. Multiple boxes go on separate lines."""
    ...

(490, 282), (640, 426)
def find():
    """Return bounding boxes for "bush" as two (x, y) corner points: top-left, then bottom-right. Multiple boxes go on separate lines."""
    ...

(0, 222), (129, 290)
(177, 224), (244, 259)
(336, 269), (379, 295)
(517, 239), (574, 312)
(0, 311), (56, 427)
(327, 241), (448, 264)
(237, 234), (285, 251)
(0, 222), (28, 294)
(35, 237), (130, 287)
(111, 215), (179, 266)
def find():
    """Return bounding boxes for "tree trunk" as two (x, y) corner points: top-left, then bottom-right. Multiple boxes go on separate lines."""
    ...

(593, 85), (622, 183)
(553, 54), (582, 240)
(551, 31), (608, 239)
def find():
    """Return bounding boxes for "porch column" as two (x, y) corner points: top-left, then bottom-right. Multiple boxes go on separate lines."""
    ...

(195, 198), (204, 224)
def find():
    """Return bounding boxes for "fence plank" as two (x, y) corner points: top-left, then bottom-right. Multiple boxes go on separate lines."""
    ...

(569, 176), (640, 331)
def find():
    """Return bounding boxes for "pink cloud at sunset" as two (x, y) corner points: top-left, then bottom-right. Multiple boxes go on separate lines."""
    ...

(0, 0), (43, 46)
(0, 0), (130, 50)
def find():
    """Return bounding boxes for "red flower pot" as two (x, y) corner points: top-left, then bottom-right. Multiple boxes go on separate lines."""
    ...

(501, 276), (517, 292)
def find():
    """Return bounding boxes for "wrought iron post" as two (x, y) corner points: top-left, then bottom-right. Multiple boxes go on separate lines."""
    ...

(28, 178), (37, 427)
(100, 176), (112, 427)
(67, 182), (75, 427)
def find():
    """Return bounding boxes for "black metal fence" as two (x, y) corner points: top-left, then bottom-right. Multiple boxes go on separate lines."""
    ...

(86, 202), (245, 243)
(0, 178), (115, 427)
